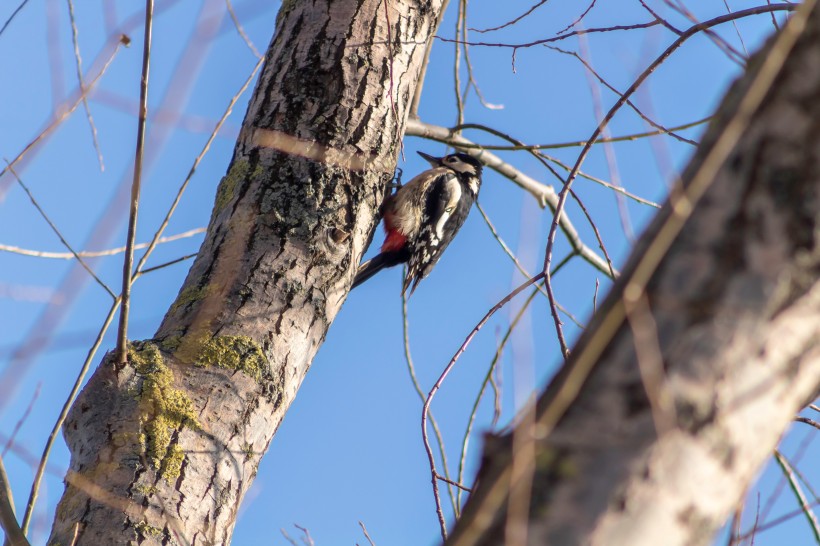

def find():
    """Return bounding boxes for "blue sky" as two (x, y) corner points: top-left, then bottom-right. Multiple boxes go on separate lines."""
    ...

(0, 1), (817, 545)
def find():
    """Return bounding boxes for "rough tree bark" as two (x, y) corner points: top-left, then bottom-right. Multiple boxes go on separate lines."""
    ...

(447, 3), (820, 546)
(47, 1), (444, 544)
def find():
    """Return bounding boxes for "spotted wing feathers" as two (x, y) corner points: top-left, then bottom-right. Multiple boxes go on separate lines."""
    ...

(403, 173), (471, 295)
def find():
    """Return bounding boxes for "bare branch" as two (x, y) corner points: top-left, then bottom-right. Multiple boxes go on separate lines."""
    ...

(225, 0), (261, 59)
(0, 35), (125, 197)
(0, 228), (205, 259)
(401, 283), (458, 516)
(437, 4), (796, 50)
(0, 454), (30, 546)
(0, 0), (31, 38)
(456, 286), (539, 508)
(359, 521), (377, 546)
(422, 272), (545, 541)
(2, 384), (40, 457)
(116, 0), (154, 364)
(4, 160), (115, 298)
(66, 0), (105, 171)
(442, 20), (663, 48)
(773, 451), (820, 542)
(405, 118), (616, 277)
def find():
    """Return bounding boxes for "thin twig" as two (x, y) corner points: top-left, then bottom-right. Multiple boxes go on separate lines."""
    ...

(91, 88), (240, 136)
(556, 0), (597, 35)
(593, 278), (599, 313)
(723, 0), (749, 57)
(759, 427), (816, 530)
(453, 0), (465, 129)
(436, 473), (473, 492)
(441, 4), (796, 50)
(737, 499), (820, 542)
(434, 116), (710, 152)
(537, 143), (662, 207)
(2, 384), (41, 457)
(0, 227), (205, 259)
(796, 416), (820, 430)
(415, 131), (679, 206)
(5, 160), (115, 298)
(471, 0), (548, 33)
(476, 202), (584, 328)
(460, 8), (502, 111)
(623, 290), (676, 431)
(66, 0), (105, 171)
(280, 529), (299, 546)
(225, 0), (261, 58)
(662, 0), (746, 64)
(456, 286), (539, 507)
(422, 272), (544, 542)
(575, 32), (634, 241)
(401, 282), (458, 515)
(293, 524), (314, 546)
(0, 0), (31, 39)
(69, 523), (80, 546)
(139, 253), (197, 275)
(0, 33), (125, 194)
(445, 20), (663, 48)
(117, 0), (154, 365)
(21, 298), (120, 533)
(751, 492), (761, 545)
(638, 0), (682, 35)
(767, 0), (782, 30)
(0, 453), (31, 546)
(358, 521), (376, 546)
(727, 503), (742, 546)
(773, 451), (820, 542)
(548, 44), (696, 146)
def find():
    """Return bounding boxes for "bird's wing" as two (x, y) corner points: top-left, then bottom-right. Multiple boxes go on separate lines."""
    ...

(403, 172), (463, 294)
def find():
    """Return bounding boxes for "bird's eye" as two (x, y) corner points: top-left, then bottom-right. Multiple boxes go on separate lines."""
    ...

(446, 156), (457, 163)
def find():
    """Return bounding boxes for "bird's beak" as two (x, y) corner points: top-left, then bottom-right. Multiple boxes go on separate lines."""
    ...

(417, 151), (441, 167)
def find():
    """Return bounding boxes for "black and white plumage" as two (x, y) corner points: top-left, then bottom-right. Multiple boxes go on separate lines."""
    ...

(352, 151), (483, 295)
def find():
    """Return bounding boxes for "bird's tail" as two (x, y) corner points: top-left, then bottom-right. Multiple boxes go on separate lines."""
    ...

(351, 251), (406, 289)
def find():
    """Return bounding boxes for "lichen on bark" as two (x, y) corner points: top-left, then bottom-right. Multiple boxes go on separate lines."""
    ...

(192, 334), (268, 382)
(130, 341), (201, 482)
(163, 332), (270, 384)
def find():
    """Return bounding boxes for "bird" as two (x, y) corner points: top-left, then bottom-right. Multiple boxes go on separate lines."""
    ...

(352, 151), (483, 295)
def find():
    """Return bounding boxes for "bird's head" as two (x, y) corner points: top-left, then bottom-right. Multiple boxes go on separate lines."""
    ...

(418, 151), (483, 178)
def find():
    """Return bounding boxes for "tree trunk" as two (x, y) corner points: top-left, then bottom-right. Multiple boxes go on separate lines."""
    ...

(447, 4), (820, 546)
(48, 1), (444, 544)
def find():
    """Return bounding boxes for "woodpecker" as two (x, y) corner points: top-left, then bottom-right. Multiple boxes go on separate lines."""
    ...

(352, 151), (483, 295)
